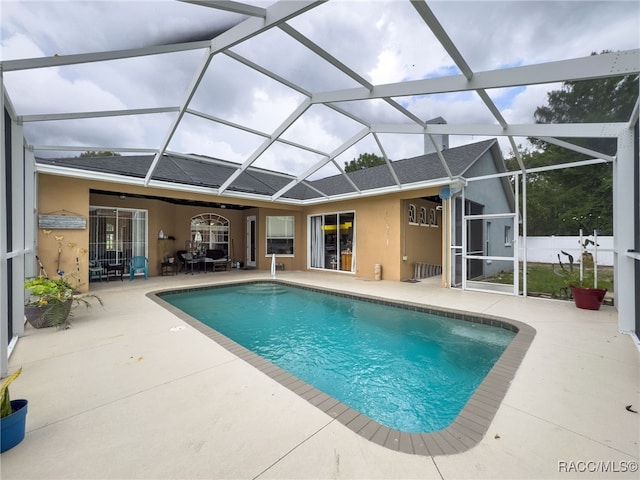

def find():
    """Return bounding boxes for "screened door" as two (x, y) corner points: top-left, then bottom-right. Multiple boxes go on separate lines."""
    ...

(89, 207), (148, 276)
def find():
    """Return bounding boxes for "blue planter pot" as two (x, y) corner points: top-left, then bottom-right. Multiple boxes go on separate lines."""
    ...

(1, 399), (28, 453)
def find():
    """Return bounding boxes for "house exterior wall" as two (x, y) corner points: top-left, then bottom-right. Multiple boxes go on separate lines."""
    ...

(303, 189), (441, 281)
(36, 173), (445, 285)
(303, 194), (409, 280)
(37, 175), (91, 290)
(37, 174), (295, 290)
(257, 207), (306, 272)
(403, 198), (443, 278)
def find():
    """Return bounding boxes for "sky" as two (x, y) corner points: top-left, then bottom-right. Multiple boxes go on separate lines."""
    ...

(1, 0), (639, 179)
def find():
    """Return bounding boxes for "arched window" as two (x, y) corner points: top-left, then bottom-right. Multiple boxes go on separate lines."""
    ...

(429, 208), (438, 227)
(190, 214), (230, 255)
(420, 206), (428, 225)
(408, 204), (417, 224)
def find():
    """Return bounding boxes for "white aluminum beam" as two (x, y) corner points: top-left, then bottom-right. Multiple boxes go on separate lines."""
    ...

(149, 0), (324, 188)
(185, 107), (330, 157)
(2, 88), (17, 120)
(31, 145), (159, 153)
(208, 0), (325, 56)
(466, 157), (610, 182)
(279, 24), (373, 89)
(534, 136), (616, 162)
(311, 49), (640, 104)
(218, 98), (312, 193)
(280, 24), (431, 132)
(223, 50), (311, 97)
(178, 0), (267, 17)
(427, 132), (453, 179)
(299, 180), (331, 199)
(1, 41), (212, 72)
(508, 136), (527, 172)
(628, 99), (639, 128)
(144, 48), (214, 185)
(410, 0), (473, 80)
(373, 132), (402, 188)
(1, 1), (324, 73)
(411, 0), (511, 142)
(370, 122), (628, 138)
(166, 150), (300, 180)
(21, 107), (180, 123)
(272, 157), (332, 200)
(186, 108), (269, 138)
(271, 127), (369, 200)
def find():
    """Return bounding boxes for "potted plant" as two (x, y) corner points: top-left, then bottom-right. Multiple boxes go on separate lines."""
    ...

(554, 250), (607, 310)
(1, 367), (27, 453)
(24, 275), (103, 328)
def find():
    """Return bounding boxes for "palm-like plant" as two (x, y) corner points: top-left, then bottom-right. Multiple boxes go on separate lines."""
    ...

(0, 368), (22, 418)
(24, 276), (103, 328)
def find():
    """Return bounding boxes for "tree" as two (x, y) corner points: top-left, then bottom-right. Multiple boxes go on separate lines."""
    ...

(508, 52), (637, 236)
(80, 151), (121, 157)
(344, 153), (385, 172)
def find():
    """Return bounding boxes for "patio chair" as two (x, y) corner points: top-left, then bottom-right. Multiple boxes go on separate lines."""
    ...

(129, 256), (148, 280)
(89, 260), (104, 282)
(178, 251), (199, 274)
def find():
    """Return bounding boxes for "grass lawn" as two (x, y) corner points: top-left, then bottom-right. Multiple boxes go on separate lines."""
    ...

(487, 262), (614, 299)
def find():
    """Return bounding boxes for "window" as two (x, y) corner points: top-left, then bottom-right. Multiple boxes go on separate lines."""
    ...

(420, 207), (427, 225)
(191, 214), (229, 256)
(408, 204), (417, 224)
(429, 208), (438, 227)
(267, 216), (294, 255)
(504, 225), (512, 246)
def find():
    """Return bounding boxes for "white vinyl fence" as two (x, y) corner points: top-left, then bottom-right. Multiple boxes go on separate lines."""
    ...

(519, 236), (614, 266)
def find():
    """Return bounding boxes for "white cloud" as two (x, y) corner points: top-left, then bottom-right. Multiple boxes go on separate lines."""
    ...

(1, 0), (638, 174)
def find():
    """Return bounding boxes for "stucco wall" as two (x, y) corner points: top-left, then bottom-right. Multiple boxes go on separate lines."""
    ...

(304, 189), (441, 281)
(37, 175), (91, 291)
(257, 208), (306, 271)
(304, 196), (403, 280)
(37, 173), (444, 284)
(403, 198), (443, 279)
(38, 174), (296, 290)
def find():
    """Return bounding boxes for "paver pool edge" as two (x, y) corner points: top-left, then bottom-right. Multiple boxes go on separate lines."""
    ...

(148, 279), (536, 456)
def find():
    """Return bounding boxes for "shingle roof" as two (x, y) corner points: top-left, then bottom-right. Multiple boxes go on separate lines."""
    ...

(36, 139), (497, 201)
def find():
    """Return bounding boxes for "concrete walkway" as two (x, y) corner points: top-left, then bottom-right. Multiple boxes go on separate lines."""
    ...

(2, 270), (639, 479)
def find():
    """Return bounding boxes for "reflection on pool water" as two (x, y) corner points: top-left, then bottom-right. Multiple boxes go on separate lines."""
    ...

(161, 282), (515, 433)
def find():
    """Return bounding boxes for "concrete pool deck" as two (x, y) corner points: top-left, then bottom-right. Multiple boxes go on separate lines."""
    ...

(3, 270), (639, 479)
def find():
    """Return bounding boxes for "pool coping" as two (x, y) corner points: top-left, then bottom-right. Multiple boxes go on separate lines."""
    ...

(147, 279), (536, 457)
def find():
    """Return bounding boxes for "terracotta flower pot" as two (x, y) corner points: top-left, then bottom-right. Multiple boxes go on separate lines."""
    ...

(570, 286), (607, 310)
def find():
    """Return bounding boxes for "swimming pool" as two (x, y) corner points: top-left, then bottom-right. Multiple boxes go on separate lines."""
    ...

(153, 280), (535, 455)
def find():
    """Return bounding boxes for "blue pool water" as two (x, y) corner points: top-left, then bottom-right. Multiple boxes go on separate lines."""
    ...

(162, 282), (514, 433)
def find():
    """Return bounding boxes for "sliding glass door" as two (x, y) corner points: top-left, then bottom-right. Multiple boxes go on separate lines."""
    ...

(309, 212), (355, 272)
(89, 207), (148, 276)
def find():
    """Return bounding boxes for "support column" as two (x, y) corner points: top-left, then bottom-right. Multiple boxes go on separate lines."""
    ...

(613, 127), (637, 336)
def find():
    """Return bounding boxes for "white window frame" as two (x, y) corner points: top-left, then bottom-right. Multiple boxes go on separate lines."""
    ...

(429, 208), (438, 227)
(408, 204), (417, 225)
(190, 213), (230, 255)
(419, 206), (428, 225)
(266, 215), (295, 256)
(504, 225), (512, 247)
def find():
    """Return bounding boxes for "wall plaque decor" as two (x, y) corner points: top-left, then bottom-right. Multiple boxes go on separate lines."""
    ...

(38, 214), (86, 230)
